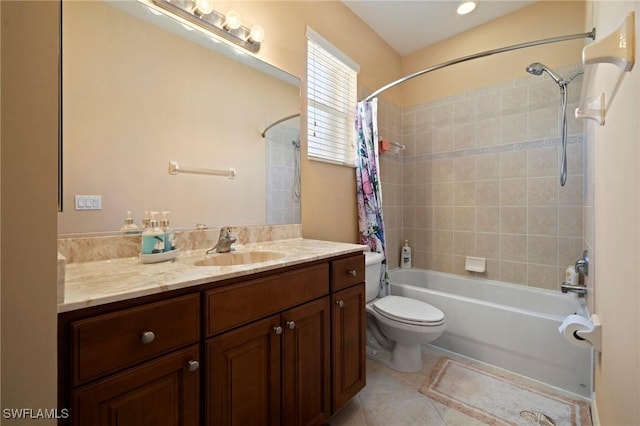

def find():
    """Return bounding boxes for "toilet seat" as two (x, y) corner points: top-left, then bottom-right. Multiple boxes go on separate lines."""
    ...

(372, 296), (445, 327)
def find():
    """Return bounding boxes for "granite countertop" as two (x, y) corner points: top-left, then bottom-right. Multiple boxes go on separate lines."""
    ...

(59, 238), (366, 313)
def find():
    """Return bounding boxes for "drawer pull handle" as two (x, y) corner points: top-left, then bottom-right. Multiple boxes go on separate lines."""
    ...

(348, 270), (357, 277)
(140, 331), (156, 344)
(187, 360), (199, 372)
(274, 326), (283, 335)
(336, 300), (345, 308)
(287, 321), (296, 330)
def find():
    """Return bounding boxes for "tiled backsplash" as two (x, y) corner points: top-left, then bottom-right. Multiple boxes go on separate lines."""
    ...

(378, 65), (586, 290)
(58, 224), (302, 264)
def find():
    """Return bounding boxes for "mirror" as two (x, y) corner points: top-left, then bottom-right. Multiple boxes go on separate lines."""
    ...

(59, 0), (300, 235)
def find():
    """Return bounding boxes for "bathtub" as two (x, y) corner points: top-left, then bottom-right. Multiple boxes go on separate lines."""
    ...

(388, 268), (592, 398)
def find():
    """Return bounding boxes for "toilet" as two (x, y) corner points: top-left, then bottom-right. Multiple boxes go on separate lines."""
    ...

(364, 251), (445, 372)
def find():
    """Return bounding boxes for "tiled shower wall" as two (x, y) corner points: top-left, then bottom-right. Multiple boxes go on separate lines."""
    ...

(378, 65), (586, 290)
(266, 125), (301, 224)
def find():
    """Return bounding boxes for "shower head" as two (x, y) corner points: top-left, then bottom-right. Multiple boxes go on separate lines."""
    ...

(526, 62), (564, 85)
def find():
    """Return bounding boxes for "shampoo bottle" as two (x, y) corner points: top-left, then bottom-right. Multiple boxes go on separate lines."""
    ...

(141, 212), (165, 254)
(161, 211), (176, 252)
(401, 240), (412, 269)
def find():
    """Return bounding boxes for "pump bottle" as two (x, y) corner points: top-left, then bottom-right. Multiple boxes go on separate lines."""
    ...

(401, 240), (412, 269)
(161, 211), (176, 252)
(141, 212), (165, 254)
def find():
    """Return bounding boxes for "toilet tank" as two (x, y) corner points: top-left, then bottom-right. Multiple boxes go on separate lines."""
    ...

(364, 251), (384, 302)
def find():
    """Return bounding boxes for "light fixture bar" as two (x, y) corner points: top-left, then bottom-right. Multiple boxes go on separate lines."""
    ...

(149, 0), (261, 53)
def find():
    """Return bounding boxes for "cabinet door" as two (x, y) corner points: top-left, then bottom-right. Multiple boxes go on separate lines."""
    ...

(282, 297), (331, 426)
(332, 283), (366, 412)
(207, 315), (281, 426)
(71, 345), (199, 426)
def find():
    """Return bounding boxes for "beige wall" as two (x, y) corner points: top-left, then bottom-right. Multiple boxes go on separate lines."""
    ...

(590, 2), (640, 424)
(1, 1), (58, 422)
(399, 1), (586, 106)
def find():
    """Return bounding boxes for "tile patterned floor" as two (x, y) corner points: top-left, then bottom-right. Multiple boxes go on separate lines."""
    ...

(328, 345), (586, 426)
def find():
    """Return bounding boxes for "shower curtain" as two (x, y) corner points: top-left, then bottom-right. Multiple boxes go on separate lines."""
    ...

(355, 99), (388, 296)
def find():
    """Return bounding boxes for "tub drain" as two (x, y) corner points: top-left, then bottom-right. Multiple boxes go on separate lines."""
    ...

(520, 410), (556, 426)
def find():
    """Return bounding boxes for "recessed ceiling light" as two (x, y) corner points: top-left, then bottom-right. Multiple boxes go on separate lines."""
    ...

(457, 1), (477, 15)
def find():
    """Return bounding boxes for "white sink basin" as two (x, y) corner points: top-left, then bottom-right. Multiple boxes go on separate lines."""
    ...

(193, 251), (285, 267)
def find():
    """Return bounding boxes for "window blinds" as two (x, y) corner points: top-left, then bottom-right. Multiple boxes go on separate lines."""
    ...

(306, 28), (359, 167)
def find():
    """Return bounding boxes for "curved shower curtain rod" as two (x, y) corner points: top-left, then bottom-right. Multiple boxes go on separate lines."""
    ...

(261, 113), (301, 138)
(362, 28), (596, 102)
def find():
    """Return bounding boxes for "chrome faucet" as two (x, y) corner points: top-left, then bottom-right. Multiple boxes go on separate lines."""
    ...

(561, 283), (587, 296)
(206, 226), (237, 254)
(575, 250), (589, 276)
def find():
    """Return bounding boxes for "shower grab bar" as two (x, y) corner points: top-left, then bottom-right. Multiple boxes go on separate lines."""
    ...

(168, 161), (236, 179)
(362, 29), (596, 102)
(261, 113), (301, 138)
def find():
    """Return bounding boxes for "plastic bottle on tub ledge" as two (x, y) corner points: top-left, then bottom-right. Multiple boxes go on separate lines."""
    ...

(400, 240), (412, 269)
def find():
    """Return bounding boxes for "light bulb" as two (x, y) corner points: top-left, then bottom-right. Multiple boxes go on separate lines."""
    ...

(224, 10), (242, 30)
(249, 25), (265, 43)
(456, 1), (477, 15)
(194, 0), (214, 15)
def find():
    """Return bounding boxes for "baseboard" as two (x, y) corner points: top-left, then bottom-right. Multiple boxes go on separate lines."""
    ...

(591, 392), (601, 426)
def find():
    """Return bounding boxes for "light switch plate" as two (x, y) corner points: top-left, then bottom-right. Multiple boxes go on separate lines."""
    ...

(75, 195), (102, 210)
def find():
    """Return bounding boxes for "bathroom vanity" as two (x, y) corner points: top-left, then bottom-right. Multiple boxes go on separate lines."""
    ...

(57, 238), (366, 426)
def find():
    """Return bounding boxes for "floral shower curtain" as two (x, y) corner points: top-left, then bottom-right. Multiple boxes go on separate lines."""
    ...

(355, 99), (388, 296)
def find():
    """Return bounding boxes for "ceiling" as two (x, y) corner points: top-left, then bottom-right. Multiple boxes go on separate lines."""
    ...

(342, 1), (537, 56)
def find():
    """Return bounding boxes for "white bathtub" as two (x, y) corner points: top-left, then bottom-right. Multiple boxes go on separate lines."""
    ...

(388, 268), (592, 398)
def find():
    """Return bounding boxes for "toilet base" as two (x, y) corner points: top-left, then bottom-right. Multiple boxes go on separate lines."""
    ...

(366, 342), (423, 373)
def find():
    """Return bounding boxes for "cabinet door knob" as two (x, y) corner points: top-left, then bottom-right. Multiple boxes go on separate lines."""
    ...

(287, 321), (296, 330)
(348, 269), (357, 277)
(187, 360), (199, 372)
(336, 300), (345, 308)
(140, 331), (155, 344)
(274, 326), (283, 335)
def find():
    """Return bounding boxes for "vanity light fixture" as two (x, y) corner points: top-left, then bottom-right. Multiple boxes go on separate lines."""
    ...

(147, 0), (264, 53)
(457, 1), (477, 15)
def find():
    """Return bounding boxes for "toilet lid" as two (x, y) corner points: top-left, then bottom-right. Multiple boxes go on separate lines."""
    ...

(373, 295), (444, 326)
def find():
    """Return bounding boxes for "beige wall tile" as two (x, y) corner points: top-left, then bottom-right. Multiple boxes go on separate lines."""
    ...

(403, 161), (416, 184)
(414, 228), (433, 252)
(476, 232), (500, 259)
(454, 156), (475, 181)
(476, 118), (501, 147)
(476, 181), (500, 206)
(559, 206), (582, 237)
(453, 97), (476, 124)
(415, 130), (434, 155)
(476, 206), (500, 233)
(558, 237), (583, 269)
(434, 183), (454, 206)
(415, 159), (433, 184)
(475, 154), (500, 180)
(454, 231), (475, 256)
(501, 85), (528, 115)
(528, 206), (558, 235)
(433, 158), (453, 183)
(500, 261), (528, 285)
(528, 235), (558, 266)
(454, 207), (476, 232)
(500, 234), (527, 262)
(566, 143), (584, 175)
(500, 151), (527, 179)
(501, 179), (527, 206)
(529, 107), (559, 139)
(527, 264), (560, 290)
(434, 126), (453, 153)
(528, 147), (558, 178)
(434, 206), (453, 230)
(432, 253), (453, 273)
(559, 174), (583, 206)
(414, 205), (432, 229)
(454, 182), (476, 206)
(500, 113), (528, 144)
(476, 92), (501, 120)
(434, 230), (453, 254)
(528, 177), (559, 206)
(501, 206), (527, 234)
(453, 124), (475, 151)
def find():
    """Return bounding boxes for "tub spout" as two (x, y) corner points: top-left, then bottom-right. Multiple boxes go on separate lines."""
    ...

(561, 283), (587, 296)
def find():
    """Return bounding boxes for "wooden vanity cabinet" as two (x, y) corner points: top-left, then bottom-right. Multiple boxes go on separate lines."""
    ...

(205, 264), (331, 426)
(59, 253), (365, 426)
(330, 255), (367, 412)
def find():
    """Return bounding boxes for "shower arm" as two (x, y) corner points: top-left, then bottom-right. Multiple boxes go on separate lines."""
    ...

(362, 29), (595, 102)
(261, 113), (301, 138)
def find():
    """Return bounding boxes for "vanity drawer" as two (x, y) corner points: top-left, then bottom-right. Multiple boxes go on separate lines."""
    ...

(71, 294), (200, 386)
(206, 263), (329, 336)
(331, 254), (365, 291)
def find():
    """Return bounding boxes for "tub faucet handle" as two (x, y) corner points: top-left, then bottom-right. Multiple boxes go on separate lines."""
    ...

(575, 250), (589, 276)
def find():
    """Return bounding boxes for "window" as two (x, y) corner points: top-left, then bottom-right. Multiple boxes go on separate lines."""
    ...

(306, 27), (359, 166)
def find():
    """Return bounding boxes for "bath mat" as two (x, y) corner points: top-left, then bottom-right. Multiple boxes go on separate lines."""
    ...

(420, 357), (591, 426)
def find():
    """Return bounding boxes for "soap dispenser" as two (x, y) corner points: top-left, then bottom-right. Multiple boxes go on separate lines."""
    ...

(141, 211), (151, 229)
(141, 211), (165, 254)
(400, 240), (412, 269)
(161, 211), (176, 252)
(120, 211), (139, 234)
